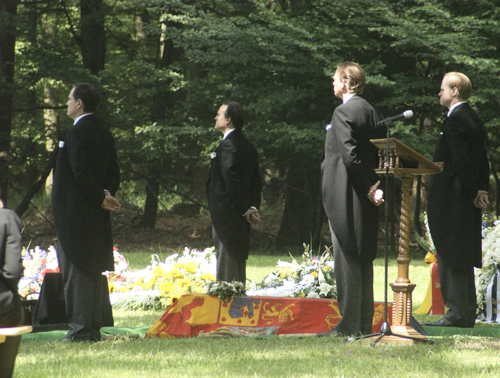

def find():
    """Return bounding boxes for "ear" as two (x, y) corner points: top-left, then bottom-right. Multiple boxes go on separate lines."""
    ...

(76, 99), (84, 110)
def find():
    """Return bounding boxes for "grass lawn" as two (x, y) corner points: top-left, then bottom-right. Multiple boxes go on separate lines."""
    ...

(14, 253), (500, 377)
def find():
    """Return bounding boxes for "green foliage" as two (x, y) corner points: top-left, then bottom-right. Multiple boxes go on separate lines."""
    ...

(7, 0), (500, 219)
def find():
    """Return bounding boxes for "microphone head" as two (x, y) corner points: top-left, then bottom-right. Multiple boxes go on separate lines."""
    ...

(403, 110), (414, 119)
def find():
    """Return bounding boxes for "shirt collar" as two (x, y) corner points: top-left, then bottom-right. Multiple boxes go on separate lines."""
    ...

(223, 128), (236, 140)
(73, 113), (93, 126)
(447, 101), (466, 117)
(342, 93), (355, 104)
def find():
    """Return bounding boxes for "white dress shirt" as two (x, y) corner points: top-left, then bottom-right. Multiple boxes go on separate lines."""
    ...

(342, 93), (356, 104)
(73, 113), (93, 126)
(447, 101), (466, 117)
(223, 128), (235, 140)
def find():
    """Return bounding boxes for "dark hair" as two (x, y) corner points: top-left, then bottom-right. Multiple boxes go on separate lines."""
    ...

(223, 101), (244, 130)
(72, 83), (100, 112)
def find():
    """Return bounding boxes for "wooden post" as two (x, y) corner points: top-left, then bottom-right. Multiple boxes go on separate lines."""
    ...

(388, 176), (426, 342)
(367, 138), (442, 345)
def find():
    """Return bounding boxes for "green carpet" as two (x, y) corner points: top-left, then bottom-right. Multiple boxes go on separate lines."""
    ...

(422, 323), (500, 337)
(22, 326), (150, 341)
(21, 323), (499, 342)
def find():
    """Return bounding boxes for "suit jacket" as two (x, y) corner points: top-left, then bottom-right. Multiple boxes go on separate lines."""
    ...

(52, 114), (120, 273)
(207, 129), (262, 259)
(0, 209), (22, 319)
(321, 95), (382, 261)
(427, 103), (489, 268)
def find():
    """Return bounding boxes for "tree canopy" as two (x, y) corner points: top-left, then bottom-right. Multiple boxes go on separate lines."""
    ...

(1, 0), (498, 247)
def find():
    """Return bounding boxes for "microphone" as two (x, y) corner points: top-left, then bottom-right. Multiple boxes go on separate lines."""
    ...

(377, 110), (414, 126)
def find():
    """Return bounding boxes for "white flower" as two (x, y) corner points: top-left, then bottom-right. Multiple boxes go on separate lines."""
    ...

(319, 282), (334, 296)
(307, 291), (320, 298)
(299, 273), (315, 286)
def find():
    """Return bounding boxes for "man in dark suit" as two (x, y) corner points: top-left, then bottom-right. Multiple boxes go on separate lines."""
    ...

(0, 201), (24, 378)
(207, 101), (262, 285)
(322, 62), (384, 336)
(0, 200), (23, 327)
(427, 72), (490, 328)
(52, 83), (121, 341)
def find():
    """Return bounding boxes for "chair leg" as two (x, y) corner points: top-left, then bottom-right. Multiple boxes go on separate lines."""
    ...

(0, 335), (21, 378)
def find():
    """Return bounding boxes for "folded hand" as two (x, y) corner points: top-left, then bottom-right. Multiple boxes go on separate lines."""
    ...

(101, 194), (121, 212)
(243, 208), (261, 225)
(368, 180), (384, 206)
(473, 190), (489, 209)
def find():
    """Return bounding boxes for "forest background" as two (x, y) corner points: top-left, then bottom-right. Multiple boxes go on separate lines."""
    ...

(0, 0), (498, 254)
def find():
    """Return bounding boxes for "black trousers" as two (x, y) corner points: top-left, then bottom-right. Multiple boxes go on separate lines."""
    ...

(439, 259), (477, 326)
(212, 227), (246, 285)
(56, 244), (113, 341)
(0, 295), (23, 327)
(329, 222), (373, 335)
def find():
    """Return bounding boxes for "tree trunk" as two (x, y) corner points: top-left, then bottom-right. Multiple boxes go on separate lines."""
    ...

(0, 0), (19, 205)
(138, 10), (185, 228)
(142, 176), (159, 229)
(16, 150), (57, 217)
(276, 158), (323, 250)
(43, 85), (59, 192)
(80, 0), (105, 74)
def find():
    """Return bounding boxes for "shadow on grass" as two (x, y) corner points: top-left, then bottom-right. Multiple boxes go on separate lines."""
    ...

(16, 333), (500, 377)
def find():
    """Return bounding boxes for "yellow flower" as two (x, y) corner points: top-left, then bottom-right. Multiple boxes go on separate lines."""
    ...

(200, 273), (216, 281)
(180, 262), (198, 274)
(159, 281), (173, 296)
(152, 266), (165, 277)
(424, 252), (437, 264)
(190, 284), (205, 293)
(170, 267), (184, 279)
(176, 278), (191, 288)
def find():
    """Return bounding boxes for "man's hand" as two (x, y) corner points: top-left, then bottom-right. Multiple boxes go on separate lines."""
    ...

(101, 191), (121, 212)
(243, 207), (261, 225)
(473, 190), (489, 209)
(368, 180), (384, 206)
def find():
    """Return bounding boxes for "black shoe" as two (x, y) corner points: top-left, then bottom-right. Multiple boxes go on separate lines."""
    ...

(317, 327), (348, 337)
(424, 318), (474, 328)
(61, 333), (101, 342)
(425, 318), (453, 327)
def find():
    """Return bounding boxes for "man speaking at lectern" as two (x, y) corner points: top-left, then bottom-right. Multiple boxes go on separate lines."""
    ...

(322, 62), (384, 336)
(427, 72), (490, 328)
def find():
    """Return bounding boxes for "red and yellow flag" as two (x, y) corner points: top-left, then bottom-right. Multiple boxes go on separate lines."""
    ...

(147, 294), (391, 338)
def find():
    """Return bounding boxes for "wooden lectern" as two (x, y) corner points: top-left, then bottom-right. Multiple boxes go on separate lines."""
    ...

(370, 138), (442, 344)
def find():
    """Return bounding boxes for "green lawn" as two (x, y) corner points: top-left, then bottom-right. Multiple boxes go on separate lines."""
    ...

(14, 253), (500, 377)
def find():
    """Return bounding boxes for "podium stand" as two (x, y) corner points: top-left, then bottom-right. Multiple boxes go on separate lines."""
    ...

(370, 138), (442, 344)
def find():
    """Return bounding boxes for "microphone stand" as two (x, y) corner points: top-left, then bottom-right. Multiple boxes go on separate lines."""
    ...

(352, 120), (432, 346)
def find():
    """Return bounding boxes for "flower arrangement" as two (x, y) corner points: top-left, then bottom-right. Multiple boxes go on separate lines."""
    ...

(476, 220), (500, 320)
(247, 244), (336, 299)
(17, 243), (339, 311)
(18, 245), (59, 300)
(207, 281), (245, 302)
(108, 247), (217, 310)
